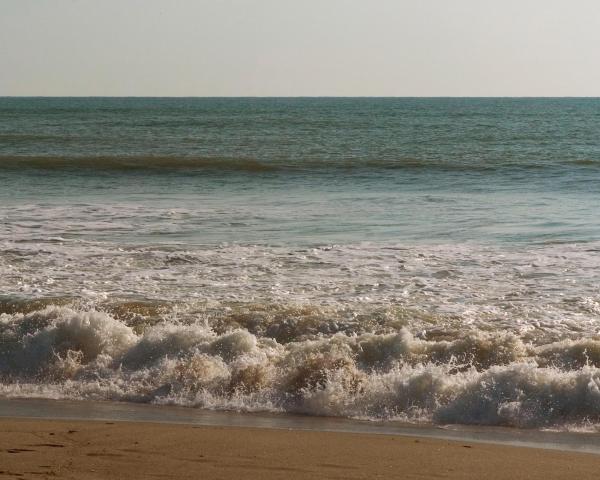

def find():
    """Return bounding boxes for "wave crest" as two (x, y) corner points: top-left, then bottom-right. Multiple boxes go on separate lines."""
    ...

(4, 306), (600, 429)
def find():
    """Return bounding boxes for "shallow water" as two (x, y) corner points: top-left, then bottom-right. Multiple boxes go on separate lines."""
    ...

(2, 98), (600, 430)
(2, 398), (600, 455)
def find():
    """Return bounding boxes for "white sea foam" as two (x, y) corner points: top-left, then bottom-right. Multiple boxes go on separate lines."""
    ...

(3, 305), (600, 429)
(3, 237), (600, 428)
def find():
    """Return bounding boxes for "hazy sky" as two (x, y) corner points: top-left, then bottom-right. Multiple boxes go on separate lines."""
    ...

(2, 0), (599, 96)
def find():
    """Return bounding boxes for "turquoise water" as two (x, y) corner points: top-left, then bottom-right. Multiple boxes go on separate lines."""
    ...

(2, 97), (600, 245)
(3, 98), (600, 429)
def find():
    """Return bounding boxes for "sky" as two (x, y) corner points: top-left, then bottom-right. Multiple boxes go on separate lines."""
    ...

(1, 0), (600, 97)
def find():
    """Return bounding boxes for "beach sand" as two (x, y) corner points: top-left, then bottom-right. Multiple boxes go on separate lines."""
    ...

(0, 419), (599, 479)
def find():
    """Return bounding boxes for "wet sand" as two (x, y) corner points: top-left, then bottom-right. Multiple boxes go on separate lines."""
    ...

(1, 418), (599, 479)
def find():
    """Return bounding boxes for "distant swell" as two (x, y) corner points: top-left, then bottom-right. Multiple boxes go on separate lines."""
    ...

(3, 305), (600, 430)
(0, 155), (589, 173)
(0, 156), (277, 172)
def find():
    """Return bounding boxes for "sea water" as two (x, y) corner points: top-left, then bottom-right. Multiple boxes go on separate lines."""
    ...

(2, 97), (600, 429)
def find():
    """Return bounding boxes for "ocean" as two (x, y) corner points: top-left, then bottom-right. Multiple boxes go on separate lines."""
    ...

(2, 97), (600, 430)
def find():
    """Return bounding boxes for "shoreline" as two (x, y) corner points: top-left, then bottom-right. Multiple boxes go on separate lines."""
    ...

(2, 416), (600, 479)
(2, 398), (600, 455)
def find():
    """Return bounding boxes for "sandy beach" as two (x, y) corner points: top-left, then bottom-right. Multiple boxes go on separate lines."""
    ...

(0, 418), (598, 480)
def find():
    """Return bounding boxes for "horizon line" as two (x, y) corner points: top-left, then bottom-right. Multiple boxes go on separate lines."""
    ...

(2, 95), (600, 99)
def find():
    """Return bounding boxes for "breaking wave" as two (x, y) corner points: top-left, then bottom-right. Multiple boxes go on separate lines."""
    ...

(4, 305), (600, 429)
